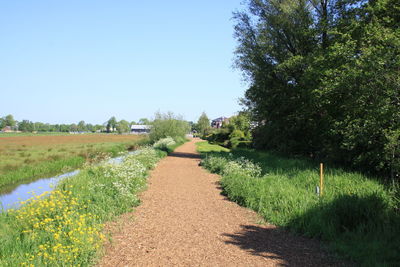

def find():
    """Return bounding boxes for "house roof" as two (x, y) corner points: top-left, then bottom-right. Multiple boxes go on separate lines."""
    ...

(131, 125), (152, 130)
(212, 117), (228, 122)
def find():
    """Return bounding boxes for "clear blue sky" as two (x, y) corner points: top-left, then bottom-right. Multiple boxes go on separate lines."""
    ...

(0, 0), (246, 125)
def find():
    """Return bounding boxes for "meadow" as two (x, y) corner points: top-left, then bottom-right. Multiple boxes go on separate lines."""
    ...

(197, 141), (400, 266)
(0, 134), (147, 191)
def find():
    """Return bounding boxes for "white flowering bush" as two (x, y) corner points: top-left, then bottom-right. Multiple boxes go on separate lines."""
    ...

(200, 155), (230, 174)
(87, 146), (164, 204)
(222, 157), (262, 178)
(132, 146), (163, 169)
(201, 155), (262, 178)
(153, 137), (176, 151)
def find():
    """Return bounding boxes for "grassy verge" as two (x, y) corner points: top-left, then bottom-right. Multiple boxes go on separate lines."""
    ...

(0, 140), (179, 266)
(0, 136), (149, 191)
(196, 141), (400, 266)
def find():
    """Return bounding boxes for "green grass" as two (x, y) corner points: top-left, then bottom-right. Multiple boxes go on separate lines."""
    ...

(0, 136), (149, 192)
(198, 142), (400, 266)
(196, 141), (230, 153)
(0, 142), (180, 266)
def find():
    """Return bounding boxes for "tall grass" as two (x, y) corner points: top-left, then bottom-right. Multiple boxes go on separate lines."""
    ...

(0, 146), (169, 266)
(197, 141), (400, 266)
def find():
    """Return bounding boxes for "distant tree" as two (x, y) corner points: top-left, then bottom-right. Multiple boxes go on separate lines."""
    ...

(18, 120), (34, 132)
(196, 112), (210, 136)
(33, 122), (52, 132)
(130, 121), (137, 127)
(70, 123), (78, 132)
(77, 121), (86, 132)
(86, 123), (94, 132)
(138, 118), (150, 125)
(4, 114), (16, 127)
(116, 120), (130, 134)
(94, 124), (103, 132)
(106, 117), (117, 132)
(0, 117), (4, 129)
(59, 124), (70, 132)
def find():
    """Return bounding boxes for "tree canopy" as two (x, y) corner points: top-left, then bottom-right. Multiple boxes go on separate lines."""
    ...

(234, 0), (400, 179)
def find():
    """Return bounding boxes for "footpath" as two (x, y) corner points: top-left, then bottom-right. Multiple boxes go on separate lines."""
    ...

(99, 139), (337, 266)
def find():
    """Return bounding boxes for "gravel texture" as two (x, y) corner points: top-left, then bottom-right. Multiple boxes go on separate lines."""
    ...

(98, 139), (342, 267)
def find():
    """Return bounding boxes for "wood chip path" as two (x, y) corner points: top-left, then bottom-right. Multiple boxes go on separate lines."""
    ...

(98, 138), (342, 267)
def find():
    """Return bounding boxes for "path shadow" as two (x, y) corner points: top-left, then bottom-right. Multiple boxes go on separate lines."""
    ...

(169, 152), (201, 159)
(222, 225), (346, 267)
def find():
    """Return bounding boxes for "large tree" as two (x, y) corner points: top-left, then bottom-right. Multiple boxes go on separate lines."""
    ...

(234, 0), (400, 178)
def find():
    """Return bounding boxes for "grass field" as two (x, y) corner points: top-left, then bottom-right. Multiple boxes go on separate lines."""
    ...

(0, 134), (148, 191)
(197, 141), (400, 266)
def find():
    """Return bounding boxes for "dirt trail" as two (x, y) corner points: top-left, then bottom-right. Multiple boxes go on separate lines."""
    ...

(99, 139), (339, 267)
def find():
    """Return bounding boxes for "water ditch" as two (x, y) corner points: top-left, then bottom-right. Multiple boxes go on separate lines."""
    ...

(0, 151), (139, 211)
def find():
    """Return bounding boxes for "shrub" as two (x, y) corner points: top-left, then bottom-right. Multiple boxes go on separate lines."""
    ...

(149, 112), (190, 142)
(153, 137), (176, 152)
(200, 155), (230, 174)
(222, 157), (262, 178)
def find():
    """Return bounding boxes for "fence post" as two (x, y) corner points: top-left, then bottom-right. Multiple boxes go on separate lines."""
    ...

(320, 163), (324, 196)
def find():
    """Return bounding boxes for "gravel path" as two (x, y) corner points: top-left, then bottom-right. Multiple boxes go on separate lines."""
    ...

(98, 139), (340, 267)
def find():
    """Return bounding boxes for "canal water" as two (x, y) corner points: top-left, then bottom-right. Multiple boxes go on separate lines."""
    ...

(0, 151), (139, 211)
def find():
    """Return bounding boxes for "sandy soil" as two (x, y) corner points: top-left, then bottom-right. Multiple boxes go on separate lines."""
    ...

(98, 139), (342, 267)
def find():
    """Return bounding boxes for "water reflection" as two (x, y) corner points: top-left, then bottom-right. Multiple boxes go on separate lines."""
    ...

(0, 170), (79, 211)
(0, 150), (140, 211)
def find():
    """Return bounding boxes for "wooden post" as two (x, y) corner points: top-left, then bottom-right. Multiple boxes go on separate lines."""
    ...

(320, 163), (324, 196)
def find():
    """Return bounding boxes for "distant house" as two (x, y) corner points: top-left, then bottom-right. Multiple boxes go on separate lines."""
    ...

(211, 117), (229, 128)
(131, 125), (151, 134)
(1, 126), (13, 132)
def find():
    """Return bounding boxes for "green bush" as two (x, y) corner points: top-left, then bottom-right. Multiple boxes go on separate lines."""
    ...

(153, 137), (176, 152)
(149, 112), (190, 143)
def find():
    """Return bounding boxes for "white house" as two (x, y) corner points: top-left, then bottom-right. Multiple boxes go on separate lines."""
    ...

(131, 125), (151, 134)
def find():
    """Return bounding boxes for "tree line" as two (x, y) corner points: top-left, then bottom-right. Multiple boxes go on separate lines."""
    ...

(233, 0), (399, 180)
(0, 114), (152, 134)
